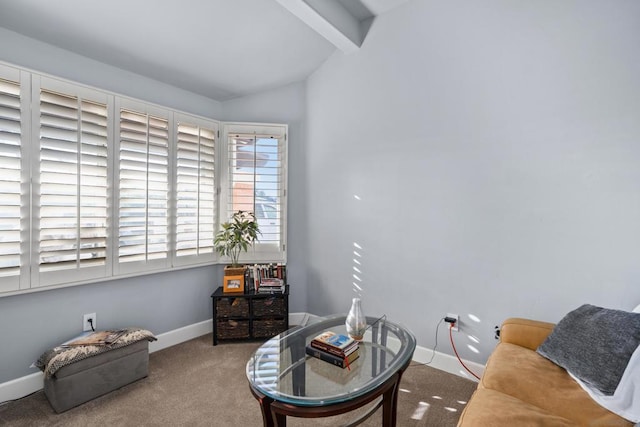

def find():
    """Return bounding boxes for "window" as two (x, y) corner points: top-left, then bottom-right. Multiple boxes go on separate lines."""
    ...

(174, 115), (217, 265)
(0, 60), (287, 296)
(223, 123), (287, 263)
(35, 77), (111, 288)
(116, 101), (170, 274)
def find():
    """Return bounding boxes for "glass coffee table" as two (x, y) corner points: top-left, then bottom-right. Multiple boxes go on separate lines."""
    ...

(246, 314), (416, 426)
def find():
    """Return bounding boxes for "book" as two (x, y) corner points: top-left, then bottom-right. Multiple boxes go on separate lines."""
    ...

(257, 287), (285, 294)
(306, 345), (360, 369)
(260, 278), (283, 287)
(308, 353), (360, 385)
(310, 339), (358, 357)
(311, 331), (358, 357)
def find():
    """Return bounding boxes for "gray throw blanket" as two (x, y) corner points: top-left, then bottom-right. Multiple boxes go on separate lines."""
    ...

(537, 304), (640, 395)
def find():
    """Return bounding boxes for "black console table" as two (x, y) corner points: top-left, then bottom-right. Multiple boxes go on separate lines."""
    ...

(211, 286), (289, 345)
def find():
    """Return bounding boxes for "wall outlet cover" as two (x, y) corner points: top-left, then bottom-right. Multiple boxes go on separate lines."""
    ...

(83, 313), (96, 332)
(446, 313), (459, 331)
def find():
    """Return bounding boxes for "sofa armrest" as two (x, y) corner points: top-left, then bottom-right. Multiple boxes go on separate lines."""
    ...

(499, 317), (556, 351)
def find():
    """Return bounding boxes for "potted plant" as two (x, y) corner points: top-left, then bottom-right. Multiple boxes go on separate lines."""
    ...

(214, 210), (261, 275)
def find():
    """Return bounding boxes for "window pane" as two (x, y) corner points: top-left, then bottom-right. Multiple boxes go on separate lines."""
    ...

(227, 133), (284, 248)
(176, 121), (216, 258)
(118, 108), (169, 264)
(38, 89), (108, 274)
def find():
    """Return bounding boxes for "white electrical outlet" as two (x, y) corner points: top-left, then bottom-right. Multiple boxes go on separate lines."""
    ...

(447, 313), (459, 332)
(83, 313), (96, 332)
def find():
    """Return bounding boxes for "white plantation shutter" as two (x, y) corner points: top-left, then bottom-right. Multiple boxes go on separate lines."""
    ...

(224, 123), (287, 262)
(117, 103), (169, 273)
(174, 115), (217, 265)
(36, 79), (110, 287)
(0, 61), (291, 297)
(0, 66), (26, 292)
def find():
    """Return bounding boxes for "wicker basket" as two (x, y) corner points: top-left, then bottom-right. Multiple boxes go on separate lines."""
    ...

(224, 266), (246, 276)
(253, 319), (286, 338)
(216, 297), (250, 318)
(253, 297), (286, 317)
(217, 320), (250, 340)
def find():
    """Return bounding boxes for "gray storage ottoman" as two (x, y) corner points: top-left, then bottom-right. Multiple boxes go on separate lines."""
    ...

(37, 329), (156, 413)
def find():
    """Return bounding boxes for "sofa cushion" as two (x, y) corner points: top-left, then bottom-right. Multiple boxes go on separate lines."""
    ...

(481, 342), (632, 426)
(499, 317), (555, 351)
(457, 388), (575, 427)
(536, 304), (640, 395)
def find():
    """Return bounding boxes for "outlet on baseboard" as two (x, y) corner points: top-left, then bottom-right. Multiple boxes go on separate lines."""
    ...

(83, 313), (96, 332)
(446, 313), (459, 332)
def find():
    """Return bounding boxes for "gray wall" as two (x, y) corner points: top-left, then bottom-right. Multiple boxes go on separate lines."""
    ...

(303, 0), (640, 363)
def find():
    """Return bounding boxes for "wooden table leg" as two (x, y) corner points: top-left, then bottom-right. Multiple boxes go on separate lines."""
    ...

(382, 357), (411, 427)
(381, 372), (401, 427)
(250, 385), (277, 427)
(270, 406), (287, 427)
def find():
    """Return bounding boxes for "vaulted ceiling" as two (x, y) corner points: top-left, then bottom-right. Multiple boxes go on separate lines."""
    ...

(0, 0), (410, 101)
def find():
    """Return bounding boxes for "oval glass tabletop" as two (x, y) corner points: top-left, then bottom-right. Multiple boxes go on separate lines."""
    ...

(246, 314), (416, 407)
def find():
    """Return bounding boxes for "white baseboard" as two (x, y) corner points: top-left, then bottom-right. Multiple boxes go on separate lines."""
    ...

(148, 319), (212, 353)
(0, 312), (484, 403)
(412, 342), (484, 382)
(0, 372), (44, 405)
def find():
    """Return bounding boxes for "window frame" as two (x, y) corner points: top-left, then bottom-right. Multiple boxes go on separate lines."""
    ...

(172, 113), (219, 267)
(31, 75), (114, 289)
(114, 98), (173, 276)
(220, 122), (288, 265)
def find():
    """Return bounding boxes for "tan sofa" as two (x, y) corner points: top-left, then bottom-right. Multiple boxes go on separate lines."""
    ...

(457, 318), (633, 426)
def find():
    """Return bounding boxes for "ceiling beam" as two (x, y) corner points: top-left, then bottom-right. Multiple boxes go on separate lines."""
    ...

(361, 0), (410, 16)
(275, 0), (363, 53)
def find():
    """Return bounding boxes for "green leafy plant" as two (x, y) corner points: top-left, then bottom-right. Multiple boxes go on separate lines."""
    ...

(214, 210), (261, 267)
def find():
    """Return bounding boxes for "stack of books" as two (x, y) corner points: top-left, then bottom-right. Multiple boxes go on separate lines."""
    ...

(306, 331), (360, 369)
(257, 278), (285, 293)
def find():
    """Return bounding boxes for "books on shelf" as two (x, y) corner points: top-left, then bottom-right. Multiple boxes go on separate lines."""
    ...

(246, 263), (287, 293)
(306, 330), (360, 369)
(306, 344), (360, 369)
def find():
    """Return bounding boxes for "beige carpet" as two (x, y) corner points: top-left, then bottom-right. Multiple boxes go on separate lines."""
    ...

(0, 335), (477, 426)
